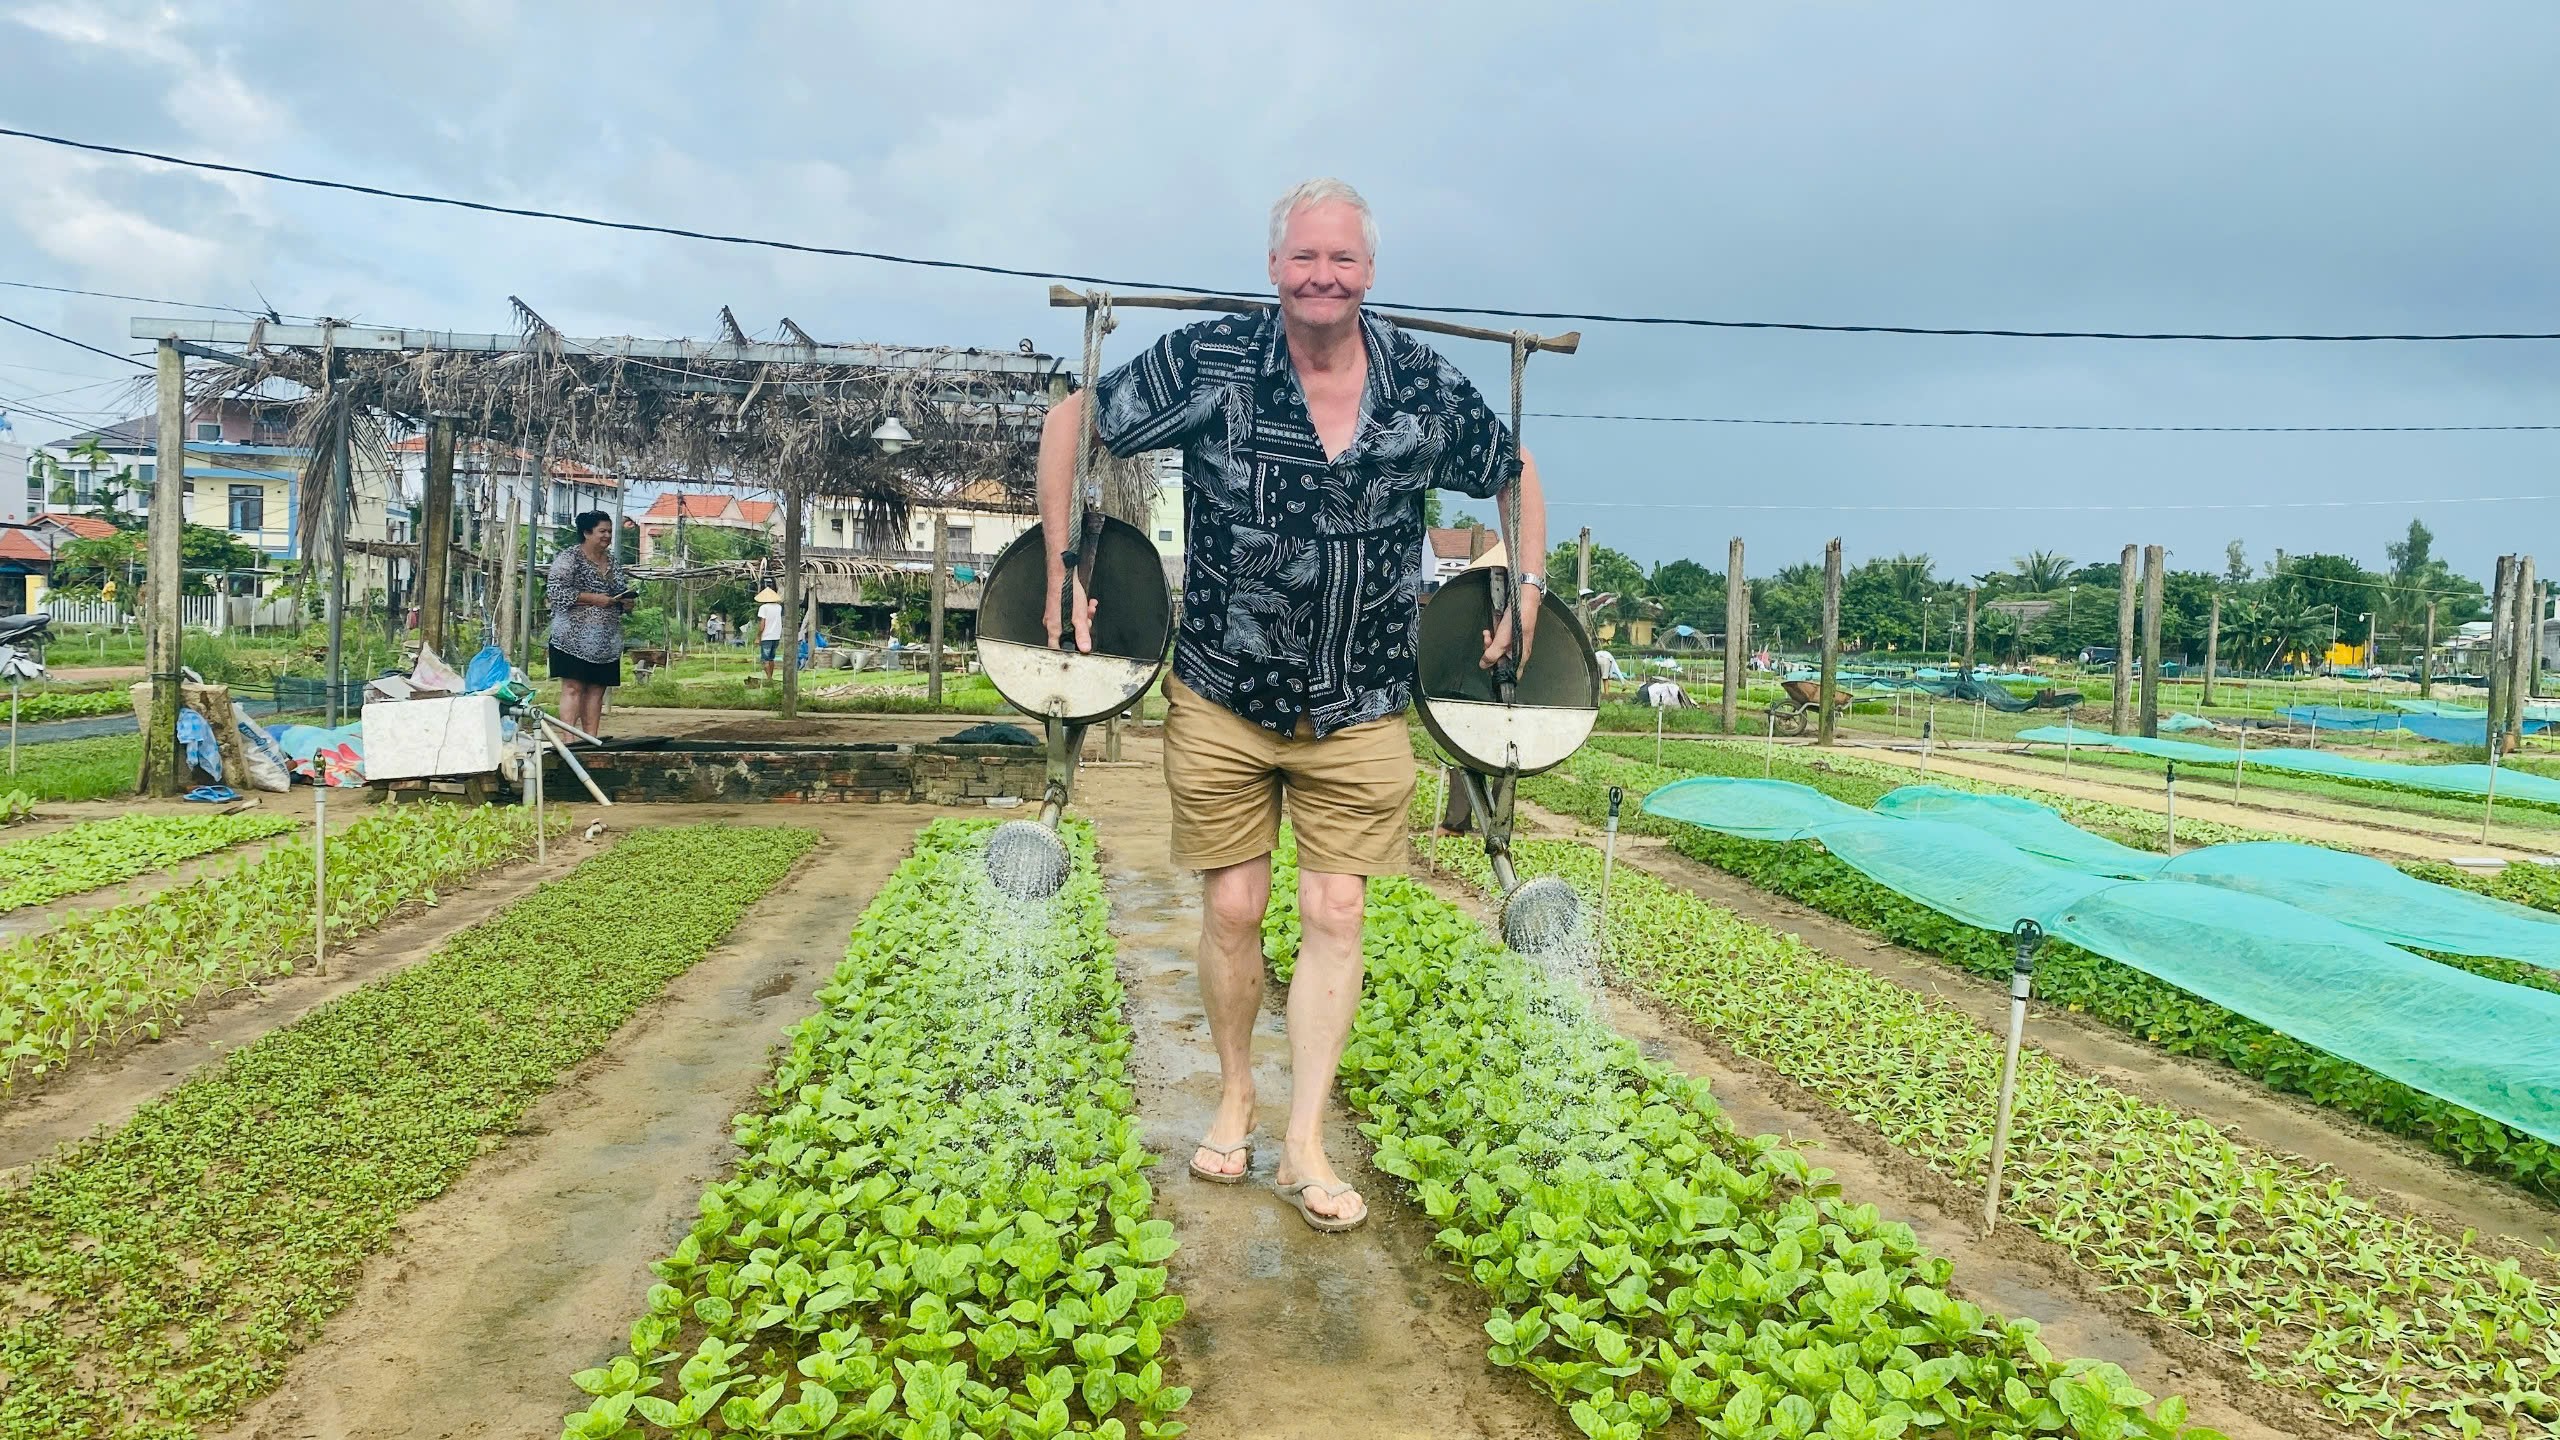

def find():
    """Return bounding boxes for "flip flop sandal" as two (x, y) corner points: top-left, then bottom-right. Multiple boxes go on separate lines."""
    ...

(1274, 1178), (1368, 1233)
(1188, 1134), (1254, 1184)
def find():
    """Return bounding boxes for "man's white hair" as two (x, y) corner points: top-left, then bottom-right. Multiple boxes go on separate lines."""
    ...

(1268, 178), (1378, 257)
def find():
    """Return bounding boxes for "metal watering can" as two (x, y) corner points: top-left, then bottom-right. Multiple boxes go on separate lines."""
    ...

(1412, 568), (1603, 952)
(973, 512), (1172, 899)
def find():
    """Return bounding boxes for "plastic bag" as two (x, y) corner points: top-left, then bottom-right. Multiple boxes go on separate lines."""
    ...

(236, 717), (292, 792)
(463, 644), (510, 694)
(409, 645), (466, 694)
(175, 708), (222, 780)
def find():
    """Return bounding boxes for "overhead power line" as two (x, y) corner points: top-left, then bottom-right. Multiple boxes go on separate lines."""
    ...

(0, 310), (149, 369)
(4, 124), (2557, 343)
(1529, 411), (2560, 434)
(0, 278), (291, 319)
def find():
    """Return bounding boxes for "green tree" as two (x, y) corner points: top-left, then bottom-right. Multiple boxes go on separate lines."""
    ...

(2223, 539), (2250, 585)
(2008, 550), (2072, 594)
(49, 523), (259, 595)
(1647, 558), (1724, 631)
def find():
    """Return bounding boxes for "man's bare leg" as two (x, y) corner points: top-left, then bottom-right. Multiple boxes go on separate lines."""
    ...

(1194, 856), (1272, 1178)
(1275, 867), (1367, 1220)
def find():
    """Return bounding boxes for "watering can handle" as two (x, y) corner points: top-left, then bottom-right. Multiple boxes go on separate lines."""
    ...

(1055, 505), (1104, 651)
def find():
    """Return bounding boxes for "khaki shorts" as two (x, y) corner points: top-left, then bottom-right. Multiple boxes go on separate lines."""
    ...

(1162, 675), (1417, 875)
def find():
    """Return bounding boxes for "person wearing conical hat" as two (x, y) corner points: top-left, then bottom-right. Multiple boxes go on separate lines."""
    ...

(755, 587), (785, 682)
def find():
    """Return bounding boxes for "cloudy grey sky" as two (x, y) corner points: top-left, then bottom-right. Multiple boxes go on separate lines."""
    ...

(2, 1), (2554, 583)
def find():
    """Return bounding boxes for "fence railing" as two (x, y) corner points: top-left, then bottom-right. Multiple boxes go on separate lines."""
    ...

(44, 595), (304, 633)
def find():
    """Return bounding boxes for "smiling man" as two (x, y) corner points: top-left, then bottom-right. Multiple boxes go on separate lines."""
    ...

(1037, 177), (1548, 1232)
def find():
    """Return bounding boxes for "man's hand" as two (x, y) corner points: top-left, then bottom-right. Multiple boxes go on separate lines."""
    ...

(1046, 569), (1097, 653)
(1479, 584), (1541, 671)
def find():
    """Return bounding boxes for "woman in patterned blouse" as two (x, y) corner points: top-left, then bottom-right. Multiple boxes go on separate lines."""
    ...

(545, 511), (634, 738)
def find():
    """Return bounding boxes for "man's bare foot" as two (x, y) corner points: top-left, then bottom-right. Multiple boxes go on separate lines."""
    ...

(1274, 1144), (1363, 1222)
(1192, 1089), (1255, 1180)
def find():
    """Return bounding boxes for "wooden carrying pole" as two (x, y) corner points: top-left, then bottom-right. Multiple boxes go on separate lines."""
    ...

(142, 338), (185, 796)
(1722, 538), (1746, 734)
(1817, 538), (1842, 746)
(2112, 543), (2137, 735)
(1049, 285), (1579, 354)
(2137, 544), (2165, 738)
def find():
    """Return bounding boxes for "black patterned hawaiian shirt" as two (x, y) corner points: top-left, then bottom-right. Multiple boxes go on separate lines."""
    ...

(1091, 306), (1520, 737)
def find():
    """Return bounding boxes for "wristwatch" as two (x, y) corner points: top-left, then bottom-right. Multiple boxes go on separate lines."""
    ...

(1518, 571), (1546, 592)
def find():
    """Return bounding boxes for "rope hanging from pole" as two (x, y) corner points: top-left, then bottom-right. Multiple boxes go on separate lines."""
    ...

(1064, 291), (1116, 630)
(1496, 330), (1531, 697)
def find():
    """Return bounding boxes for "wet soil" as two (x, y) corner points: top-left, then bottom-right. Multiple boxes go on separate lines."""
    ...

(209, 804), (924, 1440)
(1078, 763), (1571, 1440)
(1515, 797), (2560, 1253)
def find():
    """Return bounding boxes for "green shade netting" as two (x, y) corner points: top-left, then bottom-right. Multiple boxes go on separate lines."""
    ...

(1643, 775), (2560, 1144)
(2158, 712), (2218, 733)
(1872, 785), (2560, 968)
(2015, 725), (2560, 807)
(2392, 699), (2487, 717)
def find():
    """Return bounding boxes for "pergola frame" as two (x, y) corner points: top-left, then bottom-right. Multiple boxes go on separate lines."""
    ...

(127, 303), (1075, 792)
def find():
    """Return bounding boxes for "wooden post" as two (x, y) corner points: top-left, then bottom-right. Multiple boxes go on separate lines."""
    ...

(141, 338), (185, 796)
(417, 416), (457, 654)
(1817, 538), (1842, 746)
(779, 484), (804, 720)
(2420, 600), (2436, 698)
(1721, 537), (1745, 734)
(2201, 593), (2221, 708)
(324, 379), (353, 728)
(2112, 543), (2137, 734)
(1963, 585), (1977, 670)
(2489, 555), (2513, 743)
(495, 497), (522, 662)
(2138, 544), (2164, 738)
(2513, 555), (2537, 744)
(517, 440), (546, 662)
(1575, 526), (1592, 610)
(928, 513), (949, 706)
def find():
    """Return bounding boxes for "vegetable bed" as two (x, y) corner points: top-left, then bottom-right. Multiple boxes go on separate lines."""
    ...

(0, 822), (817, 1439)
(1550, 739), (2560, 1195)
(0, 801), (558, 1091)
(6, 733), (142, 803)
(562, 818), (1189, 1440)
(1426, 831), (2560, 1438)
(0, 810), (295, 912)
(1264, 837), (2209, 1440)
(6, 688), (132, 724)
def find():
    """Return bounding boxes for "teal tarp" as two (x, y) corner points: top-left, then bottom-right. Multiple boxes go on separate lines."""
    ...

(2015, 725), (2560, 806)
(1644, 775), (2560, 1144)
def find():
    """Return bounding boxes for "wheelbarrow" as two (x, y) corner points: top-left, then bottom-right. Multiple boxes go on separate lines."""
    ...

(1412, 567), (1603, 954)
(971, 512), (1172, 900)
(1765, 678), (1855, 737)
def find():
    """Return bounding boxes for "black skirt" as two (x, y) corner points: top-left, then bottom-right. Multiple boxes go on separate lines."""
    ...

(548, 645), (622, 687)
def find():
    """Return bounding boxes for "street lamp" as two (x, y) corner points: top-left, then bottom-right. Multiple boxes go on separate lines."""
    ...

(870, 416), (914, 455)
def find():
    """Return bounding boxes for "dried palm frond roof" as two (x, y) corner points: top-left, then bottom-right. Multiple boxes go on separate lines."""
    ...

(179, 299), (1083, 561)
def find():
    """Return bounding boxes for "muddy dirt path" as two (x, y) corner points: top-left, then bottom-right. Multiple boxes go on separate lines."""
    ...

(1824, 741), (2552, 861)
(1076, 764), (1571, 1440)
(1515, 796), (2560, 1254)
(210, 805), (923, 1440)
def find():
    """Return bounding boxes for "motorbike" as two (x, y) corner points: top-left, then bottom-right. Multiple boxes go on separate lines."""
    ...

(0, 613), (50, 662)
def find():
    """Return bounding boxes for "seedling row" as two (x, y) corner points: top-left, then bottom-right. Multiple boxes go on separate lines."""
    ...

(563, 819), (1188, 1440)
(0, 819), (816, 1438)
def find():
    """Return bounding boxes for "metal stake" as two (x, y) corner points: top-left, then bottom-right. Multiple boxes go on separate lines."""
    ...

(1983, 918), (2044, 1234)
(531, 732), (548, 863)
(6, 681), (14, 775)
(1427, 764), (1446, 874)
(1920, 706), (1934, 774)
(1597, 786), (1623, 957)
(1765, 708), (1777, 778)
(2163, 760), (2178, 856)
(2484, 731), (2502, 844)
(2233, 728), (2247, 803)
(312, 754), (329, 974)
(1656, 703), (1665, 764)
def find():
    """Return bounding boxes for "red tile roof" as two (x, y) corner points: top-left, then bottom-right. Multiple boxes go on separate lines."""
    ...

(735, 500), (777, 524)
(639, 493), (740, 523)
(0, 530), (53, 564)
(35, 512), (119, 540)
(1427, 525), (1496, 560)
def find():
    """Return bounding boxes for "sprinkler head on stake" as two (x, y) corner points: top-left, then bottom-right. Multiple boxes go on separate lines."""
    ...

(985, 818), (1070, 901)
(1502, 874), (1584, 955)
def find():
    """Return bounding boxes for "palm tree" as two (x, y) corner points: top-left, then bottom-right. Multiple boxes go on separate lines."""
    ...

(2010, 550), (2073, 594)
